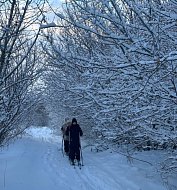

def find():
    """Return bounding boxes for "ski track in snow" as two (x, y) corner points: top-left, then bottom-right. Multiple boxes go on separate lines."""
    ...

(40, 139), (127, 190)
(0, 133), (176, 190)
(42, 142), (122, 190)
(40, 138), (164, 190)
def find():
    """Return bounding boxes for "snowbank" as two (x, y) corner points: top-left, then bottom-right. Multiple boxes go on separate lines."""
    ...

(25, 126), (61, 144)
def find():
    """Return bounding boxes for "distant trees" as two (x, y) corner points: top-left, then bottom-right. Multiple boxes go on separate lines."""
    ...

(0, 0), (46, 146)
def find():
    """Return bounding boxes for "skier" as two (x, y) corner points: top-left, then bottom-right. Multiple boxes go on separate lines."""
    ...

(61, 117), (71, 156)
(66, 118), (83, 165)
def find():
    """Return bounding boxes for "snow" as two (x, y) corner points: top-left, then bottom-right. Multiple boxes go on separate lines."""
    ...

(56, 13), (65, 19)
(25, 126), (59, 143)
(0, 126), (176, 190)
(39, 22), (57, 29)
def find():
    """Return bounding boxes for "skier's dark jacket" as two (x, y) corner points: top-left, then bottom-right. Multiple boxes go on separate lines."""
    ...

(66, 120), (83, 148)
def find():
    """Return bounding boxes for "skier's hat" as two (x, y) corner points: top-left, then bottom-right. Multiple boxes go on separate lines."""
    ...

(72, 118), (77, 124)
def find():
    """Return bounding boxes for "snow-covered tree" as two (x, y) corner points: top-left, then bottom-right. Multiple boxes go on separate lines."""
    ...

(0, 0), (46, 146)
(40, 1), (177, 178)
(43, 0), (177, 148)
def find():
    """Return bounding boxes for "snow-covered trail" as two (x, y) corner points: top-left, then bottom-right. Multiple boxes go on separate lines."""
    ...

(0, 138), (62, 190)
(0, 128), (175, 190)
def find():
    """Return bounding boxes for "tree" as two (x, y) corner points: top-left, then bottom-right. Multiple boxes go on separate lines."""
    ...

(0, 0), (46, 146)
(42, 1), (177, 178)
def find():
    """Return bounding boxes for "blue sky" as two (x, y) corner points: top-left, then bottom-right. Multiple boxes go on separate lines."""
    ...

(49, 0), (63, 6)
(45, 0), (63, 22)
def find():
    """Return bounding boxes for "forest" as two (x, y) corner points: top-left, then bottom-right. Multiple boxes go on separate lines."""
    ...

(0, 0), (177, 180)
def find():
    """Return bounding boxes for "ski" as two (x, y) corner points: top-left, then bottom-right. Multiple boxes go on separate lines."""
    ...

(69, 159), (83, 169)
(69, 159), (76, 168)
(70, 163), (76, 168)
(78, 162), (81, 169)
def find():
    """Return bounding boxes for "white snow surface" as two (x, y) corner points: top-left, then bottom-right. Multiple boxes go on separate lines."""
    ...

(0, 126), (176, 190)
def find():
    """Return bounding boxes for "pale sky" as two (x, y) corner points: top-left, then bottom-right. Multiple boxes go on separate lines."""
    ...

(45, 0), (64, 22)
(50, 0), (64, 6)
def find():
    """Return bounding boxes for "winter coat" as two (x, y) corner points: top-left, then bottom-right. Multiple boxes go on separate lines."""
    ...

(61, 121), (71, 141)
(66, 124), (83, 148)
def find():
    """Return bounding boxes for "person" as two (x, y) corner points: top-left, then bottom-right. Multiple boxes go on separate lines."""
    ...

(66, 118), (83, 165)
(61, 117), (71, 156)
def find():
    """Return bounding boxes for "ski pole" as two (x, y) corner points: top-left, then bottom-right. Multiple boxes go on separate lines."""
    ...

(80, 146), (84, 166)
(68, 127), (71, 161)
(79, 135), (84, 166)
(62, 136), (64, 157)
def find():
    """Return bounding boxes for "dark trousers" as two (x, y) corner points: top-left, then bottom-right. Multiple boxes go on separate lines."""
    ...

(69, 145), (80, 161)
(64, 140), (69, 153)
